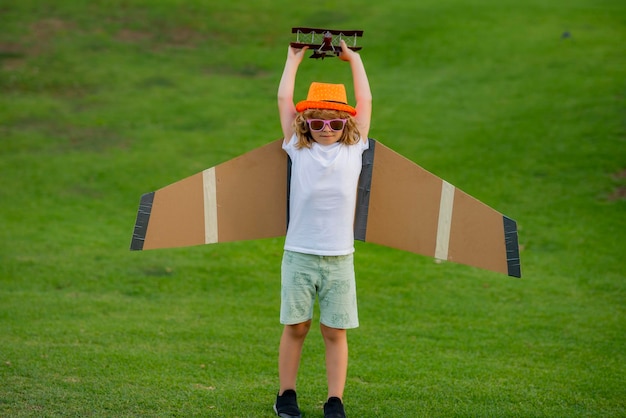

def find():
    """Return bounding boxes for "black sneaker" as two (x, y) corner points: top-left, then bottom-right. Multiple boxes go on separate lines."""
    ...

(323, 397), (346, 418)
(274, 389), (302, 418)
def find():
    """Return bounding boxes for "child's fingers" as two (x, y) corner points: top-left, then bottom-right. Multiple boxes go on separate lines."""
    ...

(339, 40), (352, 61)
(288, 45), (309, 62)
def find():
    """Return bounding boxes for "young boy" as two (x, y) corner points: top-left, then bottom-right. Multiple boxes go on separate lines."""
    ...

(274, 40), (372, 418)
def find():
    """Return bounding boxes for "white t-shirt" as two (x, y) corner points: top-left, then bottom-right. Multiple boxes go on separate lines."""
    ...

(283, 134), (369, 256)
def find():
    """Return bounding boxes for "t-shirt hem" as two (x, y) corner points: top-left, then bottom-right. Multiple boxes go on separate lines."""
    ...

(284, 245), (355, 256)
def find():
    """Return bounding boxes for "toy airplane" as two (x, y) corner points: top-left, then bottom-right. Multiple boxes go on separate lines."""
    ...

(130, 139), (521, 278)
(290, 27), (363, 59)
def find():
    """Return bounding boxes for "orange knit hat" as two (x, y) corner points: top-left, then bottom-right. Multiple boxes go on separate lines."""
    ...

(295, 82), (357, 116)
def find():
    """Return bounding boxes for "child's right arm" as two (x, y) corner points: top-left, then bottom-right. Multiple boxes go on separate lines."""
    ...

(339, 40), (372, 142)
(278, 46), (308, 142)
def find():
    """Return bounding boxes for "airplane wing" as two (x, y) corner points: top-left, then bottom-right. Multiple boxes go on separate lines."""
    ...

(290, 27), (363, 58)
(130, 139), (521, 278)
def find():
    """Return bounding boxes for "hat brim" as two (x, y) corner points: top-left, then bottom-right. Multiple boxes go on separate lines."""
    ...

(295, 100), (357, 116)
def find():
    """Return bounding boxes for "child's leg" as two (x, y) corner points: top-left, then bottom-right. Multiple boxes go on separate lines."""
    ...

(278, 320), (312, 394)
(320, 323), (348, 400)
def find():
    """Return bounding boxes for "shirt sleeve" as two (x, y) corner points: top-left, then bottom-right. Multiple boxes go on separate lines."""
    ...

(360, 136), (370, 153)
(282, 133), (298, 158)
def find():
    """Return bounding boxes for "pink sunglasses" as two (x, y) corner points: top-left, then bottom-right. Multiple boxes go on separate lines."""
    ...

(306, 119), (348, 132)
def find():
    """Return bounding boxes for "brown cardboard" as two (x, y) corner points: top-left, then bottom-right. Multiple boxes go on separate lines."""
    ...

(215, 140), (288, 242)
(448, 189), (508, 274)
(365, 144), (442, 256)
(143, 172), (205, 250)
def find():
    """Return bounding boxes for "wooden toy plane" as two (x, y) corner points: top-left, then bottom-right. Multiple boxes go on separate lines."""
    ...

(290, 27), (363, 59)
(130, 139), (521, 278)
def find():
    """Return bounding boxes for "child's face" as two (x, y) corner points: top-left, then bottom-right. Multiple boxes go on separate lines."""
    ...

(306, 112), (347, 145)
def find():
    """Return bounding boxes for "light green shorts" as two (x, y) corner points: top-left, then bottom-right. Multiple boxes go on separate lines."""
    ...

(280, 250), (359, 329)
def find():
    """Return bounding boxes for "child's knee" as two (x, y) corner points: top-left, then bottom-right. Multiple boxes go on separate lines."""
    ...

(284, 320), (312, 339)
(320, 323), (347, 343)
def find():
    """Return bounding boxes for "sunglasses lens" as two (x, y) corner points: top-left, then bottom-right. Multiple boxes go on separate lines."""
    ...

(329, 120), (345, 130)
(309, 120), (325, 131)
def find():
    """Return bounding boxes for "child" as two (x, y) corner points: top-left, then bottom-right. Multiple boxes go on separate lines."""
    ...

(274, 40), (372, 418)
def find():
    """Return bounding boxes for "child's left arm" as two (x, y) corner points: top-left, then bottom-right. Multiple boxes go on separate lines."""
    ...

(339, 40), (372, 142)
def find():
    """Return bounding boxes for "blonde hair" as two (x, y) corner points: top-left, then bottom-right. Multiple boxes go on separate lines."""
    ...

(293, 109), (361, 149)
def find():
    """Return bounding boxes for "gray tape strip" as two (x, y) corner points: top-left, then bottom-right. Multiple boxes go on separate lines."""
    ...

(503, 216), (521, 277)
(130, 192), (155, 251)
(354, 138), (376, 241)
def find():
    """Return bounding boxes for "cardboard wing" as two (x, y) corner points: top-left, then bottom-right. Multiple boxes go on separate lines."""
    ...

(130, 139), (521, 278)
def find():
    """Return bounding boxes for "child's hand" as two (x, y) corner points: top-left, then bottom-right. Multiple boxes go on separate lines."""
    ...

(338, 40), (359, 62)
(287, 45), (309, 64)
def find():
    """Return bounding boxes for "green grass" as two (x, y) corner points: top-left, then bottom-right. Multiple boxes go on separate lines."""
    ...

(1, 0), (625, 416)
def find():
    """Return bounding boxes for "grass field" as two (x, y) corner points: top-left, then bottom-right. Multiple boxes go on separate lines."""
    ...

(1, 0), (625, 416)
